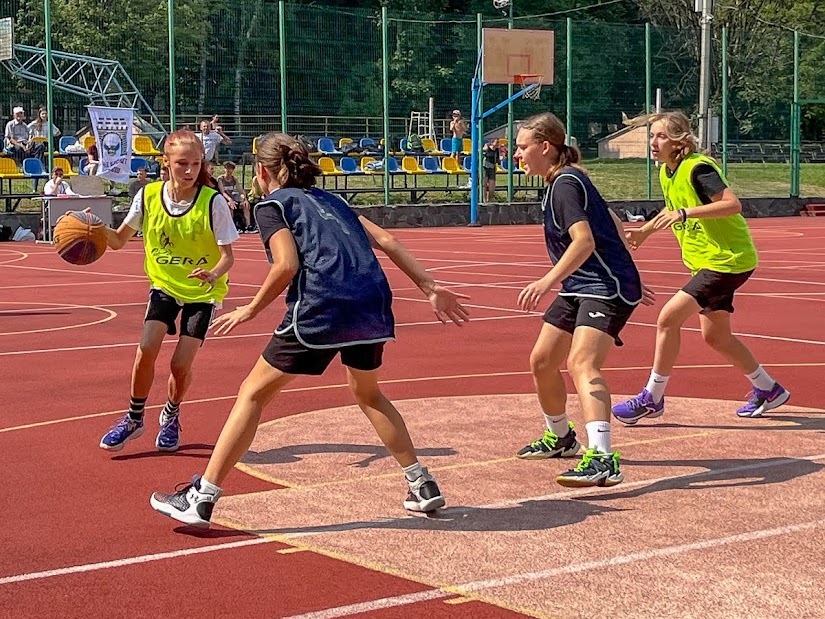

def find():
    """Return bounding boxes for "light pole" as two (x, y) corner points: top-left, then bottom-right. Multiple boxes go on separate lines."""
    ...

(696, 0), (713, 149)
(168, 0), (176, 131)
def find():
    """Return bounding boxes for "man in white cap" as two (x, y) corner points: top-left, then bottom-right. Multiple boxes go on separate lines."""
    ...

(449, 109), (466, 157)
(4, 106), (43, 163)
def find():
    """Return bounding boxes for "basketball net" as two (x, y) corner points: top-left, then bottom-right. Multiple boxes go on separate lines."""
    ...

(514, 74), (543, 100)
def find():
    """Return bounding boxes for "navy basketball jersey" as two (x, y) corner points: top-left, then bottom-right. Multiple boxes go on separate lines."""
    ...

(543, 167), (642, 304)
(255, 187), (395, 348)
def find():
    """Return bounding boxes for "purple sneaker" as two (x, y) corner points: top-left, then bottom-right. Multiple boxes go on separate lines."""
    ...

(736, 383), (791, 418)
(156, 412), (181, 452)
(100, 414), (145, 451)
(612, 389), (665, 425)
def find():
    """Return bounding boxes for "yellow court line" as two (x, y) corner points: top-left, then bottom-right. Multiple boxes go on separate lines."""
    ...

(276, 547), (309, 555)
(444, 597), (475, 605)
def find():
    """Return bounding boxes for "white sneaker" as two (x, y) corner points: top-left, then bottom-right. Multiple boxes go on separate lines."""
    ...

(403, 467), (445, 513)
(150, 476), (221, 528)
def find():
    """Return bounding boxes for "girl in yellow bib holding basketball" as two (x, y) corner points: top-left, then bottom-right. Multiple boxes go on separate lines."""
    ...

(612, 111), (789, 423)
(99, 129), (238, 452)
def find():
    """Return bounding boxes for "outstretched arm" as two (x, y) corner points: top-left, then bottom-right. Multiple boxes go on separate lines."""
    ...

(359, 216), (469, 326)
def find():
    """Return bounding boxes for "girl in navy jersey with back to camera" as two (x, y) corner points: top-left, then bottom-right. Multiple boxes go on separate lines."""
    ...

(150, 132), (470, 527)
(513, 112), (654, 488)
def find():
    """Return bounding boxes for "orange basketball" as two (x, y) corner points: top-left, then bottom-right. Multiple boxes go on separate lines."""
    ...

(53, 211), (108, 265)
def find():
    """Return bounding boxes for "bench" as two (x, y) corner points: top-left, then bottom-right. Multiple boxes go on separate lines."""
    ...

(800, 204), (825, 217)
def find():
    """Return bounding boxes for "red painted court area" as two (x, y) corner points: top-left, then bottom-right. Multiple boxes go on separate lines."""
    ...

(1, 218), (824, 619)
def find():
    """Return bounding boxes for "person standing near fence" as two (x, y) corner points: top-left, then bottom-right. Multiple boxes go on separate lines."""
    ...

(514, 112), (653, 488)
(612, 111), (790, 424)
(449, 110), (466, 157)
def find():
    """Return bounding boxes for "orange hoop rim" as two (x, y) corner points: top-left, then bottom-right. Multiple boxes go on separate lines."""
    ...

(513, 73), (543, 85)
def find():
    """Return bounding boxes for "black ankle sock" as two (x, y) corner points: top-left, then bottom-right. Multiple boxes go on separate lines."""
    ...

(128, 397), (147, 421)
(162, 400), (181, 418)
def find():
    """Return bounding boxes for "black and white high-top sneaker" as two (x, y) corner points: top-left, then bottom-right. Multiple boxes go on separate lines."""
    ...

(150, 475), (221, 528)
(403, 467), (445, 513)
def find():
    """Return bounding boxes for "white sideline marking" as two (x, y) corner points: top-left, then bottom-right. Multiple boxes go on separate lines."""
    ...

(0, 537), (272, 585)
(282, 519), (825, 619)
(3, 453), (823, 587)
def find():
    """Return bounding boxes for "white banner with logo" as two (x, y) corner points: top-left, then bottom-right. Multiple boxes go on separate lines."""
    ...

(87, 106), (134, 183)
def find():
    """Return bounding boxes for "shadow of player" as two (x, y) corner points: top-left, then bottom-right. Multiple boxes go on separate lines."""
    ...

(583, 455), (823, 502)
(241, 443), (457, 468)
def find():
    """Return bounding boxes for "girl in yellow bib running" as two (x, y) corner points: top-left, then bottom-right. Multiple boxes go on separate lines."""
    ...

(99, 129), (238, 452)
(612, 111), (789, 423)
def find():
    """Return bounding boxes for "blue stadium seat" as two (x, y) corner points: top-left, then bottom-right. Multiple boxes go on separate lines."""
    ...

(317, 137), (341, 155)
(360, 138), (376, 148)
(130, 157), (148, 176)
(339, 157), (363, 174)
(58, 136), (78, 154)
(440, 138), (452, 153)
(423, 156), (446, 174)
(22, 157), (47, 178)
(78, 157), (88, 175)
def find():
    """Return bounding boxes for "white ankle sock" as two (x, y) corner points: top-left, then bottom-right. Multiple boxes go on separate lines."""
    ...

(585, 421), (611, 453)
(645, 371), (670, 403)
(543, 413), (570, 437)
(403, 462), (424, 482)
(198, 477), (221, 496)
(746, 366), (775, 391)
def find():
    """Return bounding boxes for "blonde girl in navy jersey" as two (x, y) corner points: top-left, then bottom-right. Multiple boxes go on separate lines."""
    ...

(150, 133), (469, 527)
(99, 129), (238, 453)
(514, 112), (653, 488)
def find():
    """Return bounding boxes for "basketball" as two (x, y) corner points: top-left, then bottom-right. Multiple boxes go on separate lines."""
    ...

(53, 211), (108, 265)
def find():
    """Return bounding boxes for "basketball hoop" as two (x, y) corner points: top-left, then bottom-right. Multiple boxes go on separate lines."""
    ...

(514, 74), (543, 100)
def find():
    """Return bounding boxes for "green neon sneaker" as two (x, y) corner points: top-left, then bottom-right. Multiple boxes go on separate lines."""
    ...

(556, 448), (623, 487)
(516, 422), (581, 460)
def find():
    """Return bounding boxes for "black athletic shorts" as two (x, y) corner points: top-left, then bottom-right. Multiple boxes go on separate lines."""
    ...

(681, 268), (754, 314)
(144, 289), (215, 341)
(262, 330), (385, 376)
(543, 295), (637, 346)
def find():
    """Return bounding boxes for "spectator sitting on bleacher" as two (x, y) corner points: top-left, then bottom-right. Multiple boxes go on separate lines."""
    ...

(218, 161), (254, 233)
(159, 166), (169, 182)
(4, 106), (45, 163)
(27, 107), (61, 141)
(128, 167), (150, 199)
(42, 167), (76, 196)
(83, 142), (99, 176)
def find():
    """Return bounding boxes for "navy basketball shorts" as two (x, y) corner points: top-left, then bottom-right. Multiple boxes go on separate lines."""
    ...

(543, 295), (637, 346)
(262, 330), (385, 375)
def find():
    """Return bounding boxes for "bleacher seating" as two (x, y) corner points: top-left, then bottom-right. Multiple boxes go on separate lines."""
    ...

(53, 157), (76, 176)
(58, 136), (78, 154)
(22, 158), (47, 178)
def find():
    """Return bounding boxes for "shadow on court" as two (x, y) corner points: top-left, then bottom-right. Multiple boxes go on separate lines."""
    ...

(241, 443), (457, 468)
(648, 412), (825, 433)
(584, 456), (824, 502)
(111, 443), (215, 461)
(241, 498), (625, 537)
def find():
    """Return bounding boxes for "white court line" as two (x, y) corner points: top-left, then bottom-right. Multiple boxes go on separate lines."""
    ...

(3, 454), (823, 589)
(281, 521), (825, 619)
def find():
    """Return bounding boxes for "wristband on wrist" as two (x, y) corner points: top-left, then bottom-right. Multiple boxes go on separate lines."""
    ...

(679, 208), (687, 222)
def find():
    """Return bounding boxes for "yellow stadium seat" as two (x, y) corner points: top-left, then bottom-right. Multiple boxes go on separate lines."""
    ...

(360, 156), (376, 173)
(0, 157), (24, 180)
(318, 156), (342, 176)
(82, 135), (96, 151)
(133, 135), (162, 156)
(441, 156), (462, 174)
(421, 138), (438, 153)
(462, 138), (472, 155)
(252, 136), (258, 154)
(402, 156), (427, 174)
(338, 137), (353, 149)
(53, 157), (76, 176)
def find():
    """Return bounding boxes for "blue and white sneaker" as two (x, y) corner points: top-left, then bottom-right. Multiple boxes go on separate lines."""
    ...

(736, 383), (791, 418)
(156, 412), (181, 452)
(612, 389), (665, 425)
(100, 415), (145, 451)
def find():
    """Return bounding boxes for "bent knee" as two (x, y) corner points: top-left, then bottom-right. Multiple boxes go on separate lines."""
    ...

(702, 328), (733, 349)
